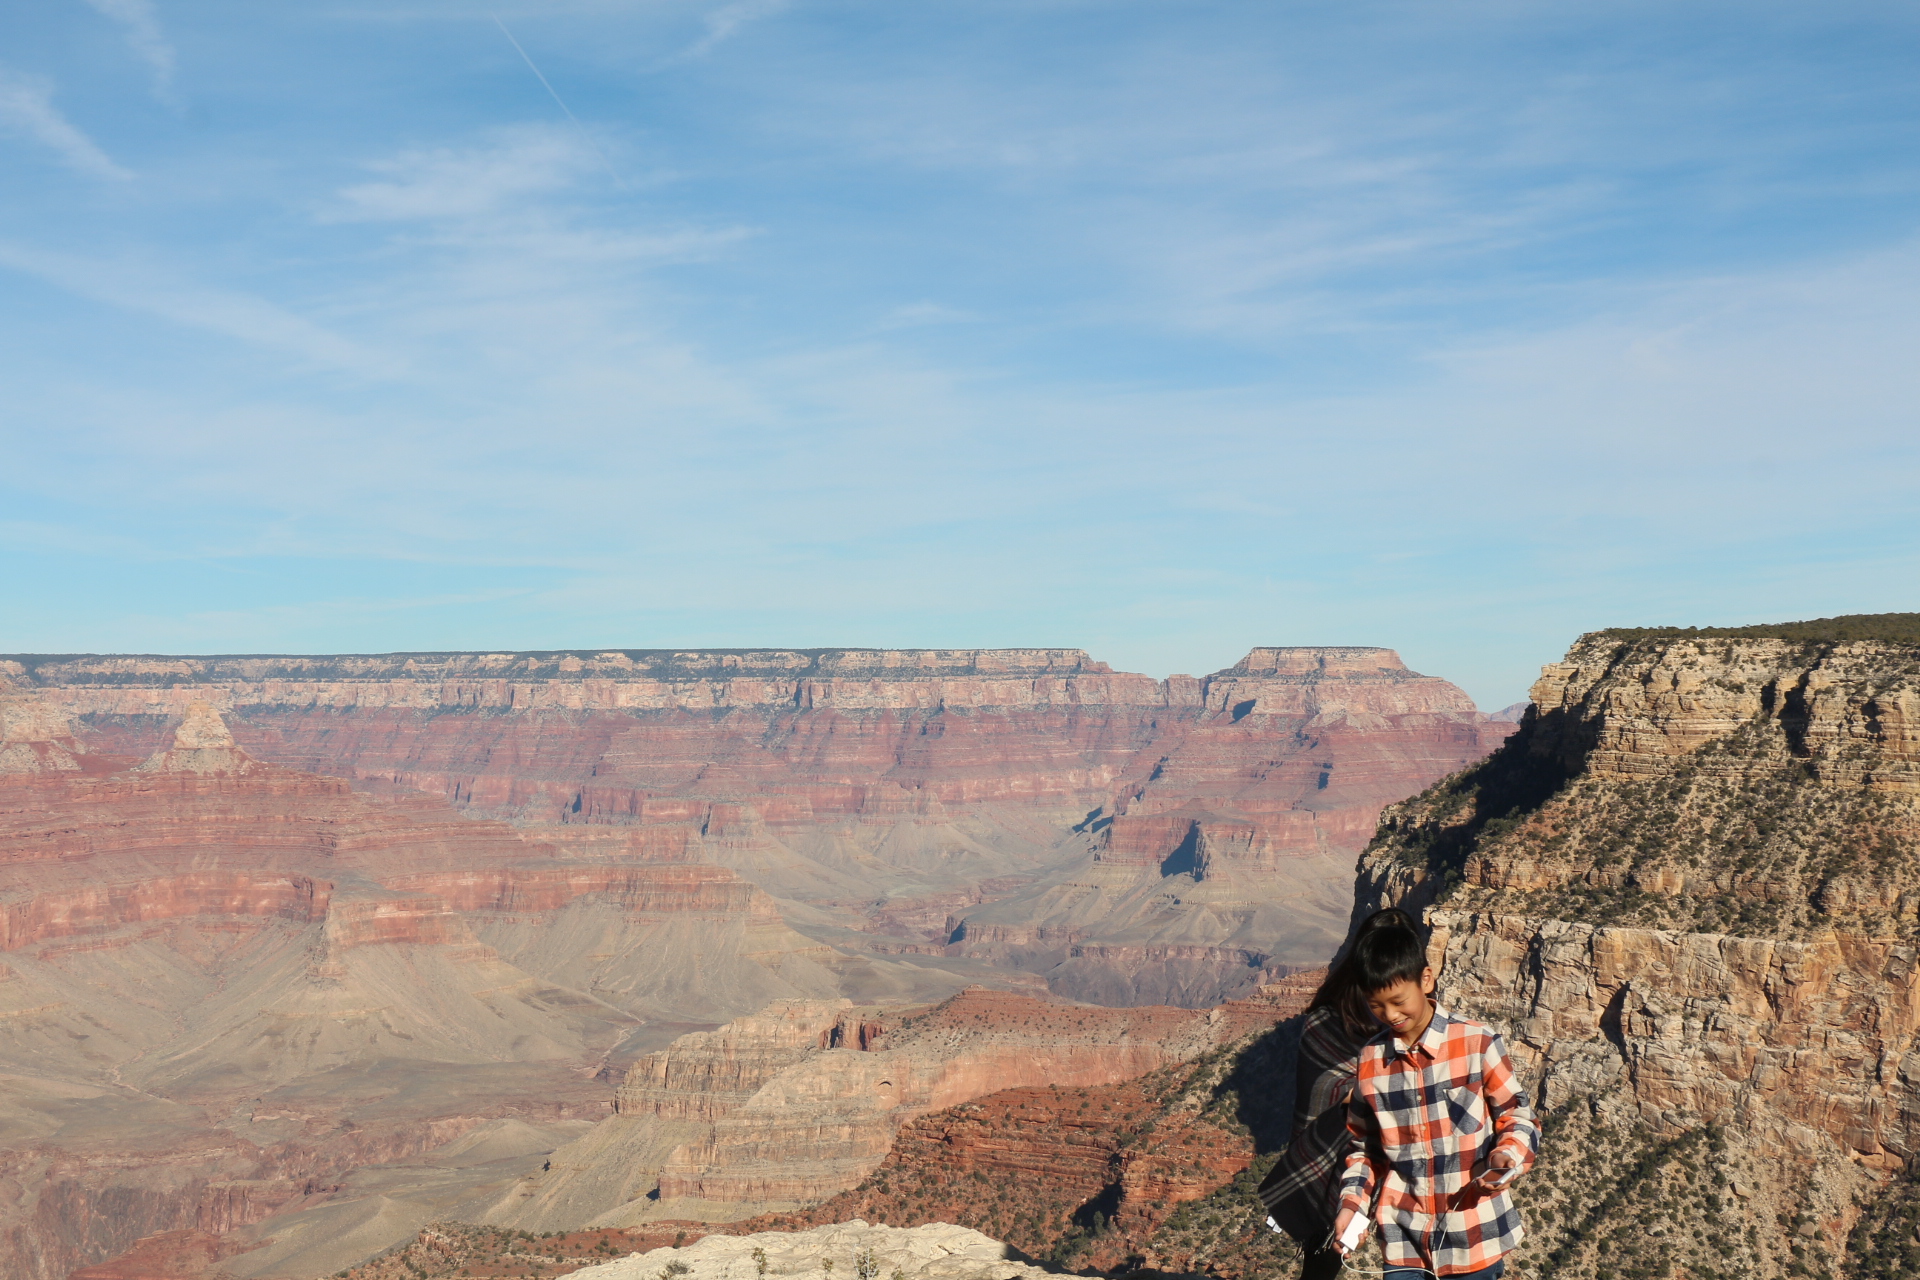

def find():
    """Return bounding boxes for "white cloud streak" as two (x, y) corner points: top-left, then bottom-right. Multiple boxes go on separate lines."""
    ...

(332, 128), (597, 222)
(0, 242), (403, 376)
(671, 0), (787, 63)
(0, 70), (132, 180)
(80, 0), (178, 103)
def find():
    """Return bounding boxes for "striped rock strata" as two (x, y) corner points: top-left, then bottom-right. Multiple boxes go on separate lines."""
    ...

(0, 707), (979, 1280)
(4, 647), (1512, 1005)
(478, 982), (1305, 1232)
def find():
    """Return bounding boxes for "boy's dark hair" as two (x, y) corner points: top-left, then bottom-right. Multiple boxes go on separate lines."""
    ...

(1353, 922), (1429, 995)
(1310, 907), (1420, 1036)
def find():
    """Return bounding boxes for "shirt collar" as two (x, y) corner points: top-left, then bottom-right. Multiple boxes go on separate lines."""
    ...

(1385, 1001), (1451, 1061)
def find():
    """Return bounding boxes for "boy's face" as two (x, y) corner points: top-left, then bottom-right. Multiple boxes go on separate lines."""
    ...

(1365, 966), (1436, 1039)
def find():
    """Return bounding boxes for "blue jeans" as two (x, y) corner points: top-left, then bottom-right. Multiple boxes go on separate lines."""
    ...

(1383, 1265), (1505, 1280)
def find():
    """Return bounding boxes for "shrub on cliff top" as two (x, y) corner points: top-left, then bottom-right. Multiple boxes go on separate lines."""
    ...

(1591, 612), (1920, 646)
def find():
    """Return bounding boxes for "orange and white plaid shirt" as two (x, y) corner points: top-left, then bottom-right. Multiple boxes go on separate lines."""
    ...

(1339, 1003), (1539, 1276)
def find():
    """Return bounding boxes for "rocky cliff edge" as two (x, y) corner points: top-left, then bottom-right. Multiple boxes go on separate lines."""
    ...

(1356, 620), (1920, 1279)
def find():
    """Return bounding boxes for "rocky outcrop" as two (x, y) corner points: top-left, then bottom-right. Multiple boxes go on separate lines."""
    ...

(1354, 621), (1920, 1279)
(7, 647), (1512, 1005)
(133, 699), (256, 774)
(0, 692), (85, 773)
(579, 1221), (1051, 1280)
(478, 982), (1307, 1233)
(301, 971), (1322, 1280)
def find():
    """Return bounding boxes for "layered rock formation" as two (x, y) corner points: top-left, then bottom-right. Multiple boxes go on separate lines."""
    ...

(0, 704), (987, 1280)
(947, 647), (1511, 1002)
(5, 647), (1512, 1005)
(478, 982), (1306, 1234)
(1353, 619), (1920, 1278)
(0, 641), (1512, 1276)
(707, 974), (1320, 1272)
(327, 973), (1322, 1280)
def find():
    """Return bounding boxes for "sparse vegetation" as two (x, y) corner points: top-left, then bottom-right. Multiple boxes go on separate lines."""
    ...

(1375, 682), (1920, 940)
(1590, 613), (1920, 646)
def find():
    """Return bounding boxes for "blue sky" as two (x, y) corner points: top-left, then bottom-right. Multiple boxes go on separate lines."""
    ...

(3, 1), (1918, 706)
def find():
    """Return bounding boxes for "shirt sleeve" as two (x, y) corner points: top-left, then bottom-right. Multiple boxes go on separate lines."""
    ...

(1482, 1031), (1540, 1171)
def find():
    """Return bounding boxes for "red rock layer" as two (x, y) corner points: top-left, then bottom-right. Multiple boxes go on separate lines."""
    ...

(0, 711), (845, 1280)
(65, 1229), (243, 1280)
(599, 980), (1314, 1214)
(9, 649), (1511, 872)
(705, 978), (1320, 1265)
(5, 648), (1511, 1009)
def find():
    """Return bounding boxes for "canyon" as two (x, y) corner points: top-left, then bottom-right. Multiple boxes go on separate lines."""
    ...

(317, 616), (1920, 1280)
(0, 698), (979, 1280)
(0, 645), (1510, 1278)
(6, 646), (1512, 1007)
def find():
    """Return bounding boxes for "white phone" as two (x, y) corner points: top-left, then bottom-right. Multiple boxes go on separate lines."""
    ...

(1481, 1165), (1519, 1189)
(1338, 1213), (1369, 1252)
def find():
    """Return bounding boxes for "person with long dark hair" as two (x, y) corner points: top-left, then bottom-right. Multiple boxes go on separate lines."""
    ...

(1256, 907), (1417, 1279)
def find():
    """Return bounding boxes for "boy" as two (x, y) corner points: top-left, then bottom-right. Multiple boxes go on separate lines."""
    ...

(1332, 923), (1539, 1280)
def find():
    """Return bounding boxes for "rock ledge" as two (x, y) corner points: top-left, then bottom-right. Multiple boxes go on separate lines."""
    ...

(569, 1222), (1048, 1280)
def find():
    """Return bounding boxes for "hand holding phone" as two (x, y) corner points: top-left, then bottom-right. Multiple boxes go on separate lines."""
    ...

(1475, 1161), (1519, 1191)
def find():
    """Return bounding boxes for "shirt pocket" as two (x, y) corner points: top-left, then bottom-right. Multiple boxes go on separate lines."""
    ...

(1445, 1085), (1484, 1136)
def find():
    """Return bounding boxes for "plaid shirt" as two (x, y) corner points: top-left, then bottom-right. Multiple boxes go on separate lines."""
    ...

(1339, 1003), (1538, 1276)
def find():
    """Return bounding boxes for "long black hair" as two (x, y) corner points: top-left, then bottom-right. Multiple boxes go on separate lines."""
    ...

(1308, 907), (1420, 1038)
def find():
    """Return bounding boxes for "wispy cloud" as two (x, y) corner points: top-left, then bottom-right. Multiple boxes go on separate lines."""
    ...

(0, 242), (401, 376)
(332, 127), (596, 222)
(5, 1), (1919, 702)
(80, 0), (177, 104)
(0, 70), (132, 180)
(671, 0), (787, 63)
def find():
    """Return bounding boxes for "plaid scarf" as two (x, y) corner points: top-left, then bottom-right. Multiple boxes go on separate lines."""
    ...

(1256, 1004), (1365, 1246)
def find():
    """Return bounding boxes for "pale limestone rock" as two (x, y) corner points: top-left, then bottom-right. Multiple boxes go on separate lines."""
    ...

(1528, 634), (1920, 791)
(172, 698), (236, 748)
(136, 700), (254, 774)
(0, 692), (82, 773)
(567, 1222), (1048, 1280)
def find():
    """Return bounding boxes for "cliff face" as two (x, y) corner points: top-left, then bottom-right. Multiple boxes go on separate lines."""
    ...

(1355, 626), (1920, 1279)
(3, 647), (1510, 1006)
(702, 971), (1321, 1273)
(951, 648), (1510, 1002)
